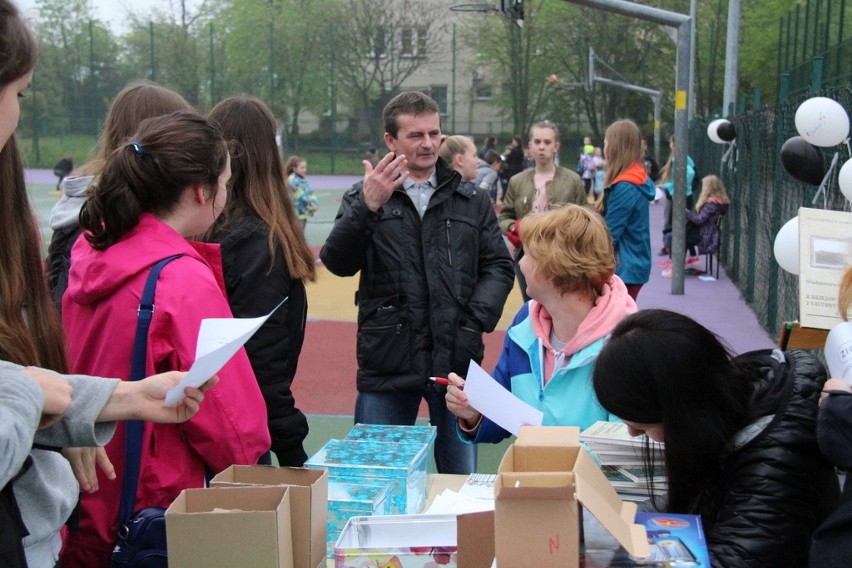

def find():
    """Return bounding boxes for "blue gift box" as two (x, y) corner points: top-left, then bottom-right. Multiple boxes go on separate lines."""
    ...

(325, 475), (393, 559)
(345, 424), (437, 447)
(306, 438), (431, 515)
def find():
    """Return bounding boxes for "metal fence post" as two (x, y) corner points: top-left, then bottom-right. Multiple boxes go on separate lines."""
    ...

(746, 88), (762, 302)
(811, 55), (825, 91)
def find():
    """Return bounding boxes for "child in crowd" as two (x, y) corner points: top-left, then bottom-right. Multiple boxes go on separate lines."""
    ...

(0, 3), (216, 567)
(658, 135), (696, 258)
(285, 155), (319, 230)
(206, 96), (317, 466)
(661, 174), (730, 278)
(445, 205), (634, 443)
(47, 80), (190, 310)
(593, 309), (839, 567)
(597, 119), (656, 300)
(438, 135), (479, 182)
(60, 112), (270, 568)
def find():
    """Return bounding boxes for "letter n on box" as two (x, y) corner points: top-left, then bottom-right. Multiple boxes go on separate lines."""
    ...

(494, 472), (578, 567)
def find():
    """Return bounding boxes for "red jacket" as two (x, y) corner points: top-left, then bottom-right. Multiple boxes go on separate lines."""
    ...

(60, 214), (270, 568)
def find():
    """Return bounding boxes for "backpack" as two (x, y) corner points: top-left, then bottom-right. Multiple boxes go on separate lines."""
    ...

(0, 458), (32, 568)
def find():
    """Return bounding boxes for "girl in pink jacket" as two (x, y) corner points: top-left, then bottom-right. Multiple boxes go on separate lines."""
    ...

(60, 111), (271, 568)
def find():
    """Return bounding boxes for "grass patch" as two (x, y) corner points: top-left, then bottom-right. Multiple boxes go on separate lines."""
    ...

(19, 135), (366, 176)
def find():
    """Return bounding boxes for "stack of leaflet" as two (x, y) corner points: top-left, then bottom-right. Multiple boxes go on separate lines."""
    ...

(580, 421), (665, 502)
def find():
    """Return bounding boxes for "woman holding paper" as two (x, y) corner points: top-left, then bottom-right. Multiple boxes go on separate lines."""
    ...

(445, 204), (634, 443)
(205, 96), (317, 466)
(592, 309), (838, 568)
(61, 112), (270, 568)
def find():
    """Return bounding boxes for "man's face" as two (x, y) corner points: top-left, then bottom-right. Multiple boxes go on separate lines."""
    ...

(384, 112), (441, 178)
(529, 127), (559, 165)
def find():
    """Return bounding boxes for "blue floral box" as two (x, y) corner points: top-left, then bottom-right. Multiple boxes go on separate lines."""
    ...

(306, 438), (431, 515)
(344, 424), (437, 448)
(325, 475), (394, 559)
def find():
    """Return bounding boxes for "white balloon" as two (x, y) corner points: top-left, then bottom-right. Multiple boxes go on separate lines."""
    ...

(773, 216), (800, 275)
(794, 97), (850, 147)
(707, 118), (726, 144)
(839, 158), (852, 202)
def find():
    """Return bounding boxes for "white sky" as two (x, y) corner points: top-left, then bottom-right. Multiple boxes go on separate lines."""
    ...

(16, 0), (202, 33)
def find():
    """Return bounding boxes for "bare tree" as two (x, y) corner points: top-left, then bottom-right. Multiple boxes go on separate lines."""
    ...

(329, 0), (452, 142)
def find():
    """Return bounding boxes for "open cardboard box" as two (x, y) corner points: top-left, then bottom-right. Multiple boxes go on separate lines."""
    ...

(165, 485), (293, 568)
(494, 425), (649, 568)
(210, 465), (328, 568)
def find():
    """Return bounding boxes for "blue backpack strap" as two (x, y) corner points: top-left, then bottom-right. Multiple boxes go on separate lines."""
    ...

(117, 254), (183, 526)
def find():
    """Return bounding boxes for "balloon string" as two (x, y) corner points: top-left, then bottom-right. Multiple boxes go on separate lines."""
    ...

(812, 151), (839, 208)
(721, 140), (736, 170)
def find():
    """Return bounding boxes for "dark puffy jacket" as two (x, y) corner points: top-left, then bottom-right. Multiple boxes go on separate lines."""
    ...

(685, 200), (728, 255)
(810, 390), (852, 567)
(688, 349), (838, 568)
(320, 158), (514, 393)
(215, 216), (309, 466)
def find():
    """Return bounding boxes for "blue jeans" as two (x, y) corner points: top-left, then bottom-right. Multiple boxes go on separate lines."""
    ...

(354, 389), (477, 474)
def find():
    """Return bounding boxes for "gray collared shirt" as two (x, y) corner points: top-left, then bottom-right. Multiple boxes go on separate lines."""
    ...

(402, 171), (439, 218)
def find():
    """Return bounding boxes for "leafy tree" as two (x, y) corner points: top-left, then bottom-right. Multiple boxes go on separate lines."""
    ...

(215, 0), (329, 149)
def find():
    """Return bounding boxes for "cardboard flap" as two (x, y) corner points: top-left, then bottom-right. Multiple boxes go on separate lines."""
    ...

(501, 428), (582, 473)
(573, 449), (649, 557)
(496, 472), (575, 500)
(457, 510), (495, 568)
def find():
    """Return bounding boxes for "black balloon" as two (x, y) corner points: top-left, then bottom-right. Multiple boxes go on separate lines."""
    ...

(717, 120), (736, 142)
(780, 136), (825, 186)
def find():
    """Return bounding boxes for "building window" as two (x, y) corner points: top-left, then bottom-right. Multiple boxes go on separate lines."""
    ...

(430, 85), (448, 117)
(474, 83), (493, 100)
(370, 28), (386, 59)
(401, 26), (427, 57)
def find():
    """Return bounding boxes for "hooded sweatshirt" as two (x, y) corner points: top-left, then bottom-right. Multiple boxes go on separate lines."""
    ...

(602, 162), (657, 285)
(465, 275), (636, 444)
(60, 214), (270, 568)
(49, 176), (93, 233)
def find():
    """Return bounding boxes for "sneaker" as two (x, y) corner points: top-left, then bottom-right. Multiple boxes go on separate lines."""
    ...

(658, 247), (670, 256)
(661, 266), (672, 278)
(684, 256), (701, 268)
(659, 259), (673, 268)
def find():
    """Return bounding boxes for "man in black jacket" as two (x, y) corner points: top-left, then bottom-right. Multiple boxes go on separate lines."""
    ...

(320, 91), (514, 474)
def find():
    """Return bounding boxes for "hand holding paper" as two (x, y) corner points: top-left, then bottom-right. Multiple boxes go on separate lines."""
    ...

(463, 360), (543, 436)
(164, 298), (287, 405)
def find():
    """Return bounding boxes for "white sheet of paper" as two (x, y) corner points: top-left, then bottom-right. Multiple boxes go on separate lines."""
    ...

(164, 298), (287, 405)
(463, 360), (543, 436)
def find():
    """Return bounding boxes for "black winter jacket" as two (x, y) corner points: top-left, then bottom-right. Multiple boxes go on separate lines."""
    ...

(215, 216), (309, 466)
(810, 389), (852, 567)
(688, 349), (838, 568)
(320, 158), (514, 393)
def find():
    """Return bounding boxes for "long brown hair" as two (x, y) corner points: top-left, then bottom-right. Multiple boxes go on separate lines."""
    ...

(77, 80), (191, 177)
(0, 0), (67, 371)
(840, 267), (852, 321)
(603, 119), (642, 187)
(207, 97), (316, 281)
(80, 111), (228, 250)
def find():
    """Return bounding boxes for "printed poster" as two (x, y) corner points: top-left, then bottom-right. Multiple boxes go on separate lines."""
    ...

(798, 207), (852, 329)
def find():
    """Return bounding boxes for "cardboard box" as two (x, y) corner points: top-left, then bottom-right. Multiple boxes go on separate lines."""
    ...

(305, 439), (430, 514)
(334, 512), (494, 568)
(165, 486), (293, 568)
(209, 465), (328, 568)
(494, 426), (649, 568)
